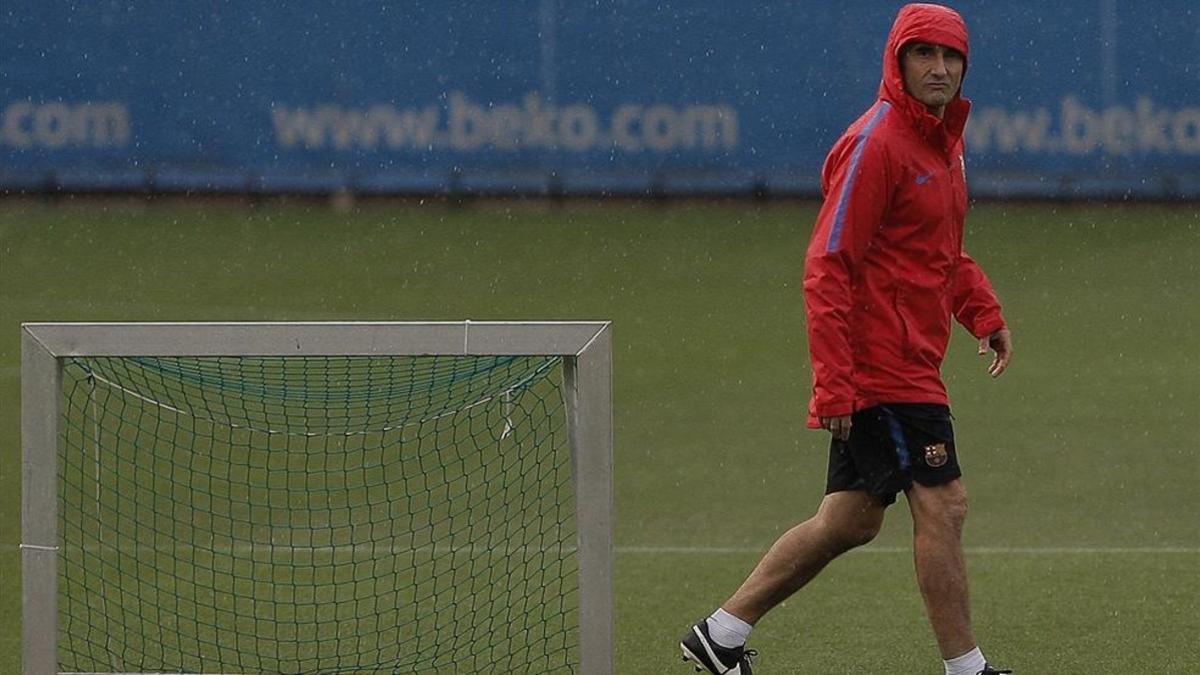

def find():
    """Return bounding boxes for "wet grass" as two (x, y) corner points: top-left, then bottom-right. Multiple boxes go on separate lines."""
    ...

(1, 198), (1197, 672)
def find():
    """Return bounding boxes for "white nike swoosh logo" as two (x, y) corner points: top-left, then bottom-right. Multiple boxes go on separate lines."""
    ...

(693, 625), (742, 674)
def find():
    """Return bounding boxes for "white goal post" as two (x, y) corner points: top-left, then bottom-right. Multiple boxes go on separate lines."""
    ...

(21, 321), (613, 675)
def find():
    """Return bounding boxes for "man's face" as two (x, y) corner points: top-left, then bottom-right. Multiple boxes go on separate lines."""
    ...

(902, 42), (964, 116)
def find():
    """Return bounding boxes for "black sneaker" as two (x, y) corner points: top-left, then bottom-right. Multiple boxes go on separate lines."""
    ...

(679, 620), (756, 674)
(978, 666), (1012, 675)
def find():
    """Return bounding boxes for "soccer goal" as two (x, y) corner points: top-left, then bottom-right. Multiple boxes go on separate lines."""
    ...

(21, 321), (613, 675)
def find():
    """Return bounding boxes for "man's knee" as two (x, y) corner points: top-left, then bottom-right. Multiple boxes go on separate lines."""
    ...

(836, 515), (883, 550)
(817, 500), (884, 551)
(912, 480), (969, 533)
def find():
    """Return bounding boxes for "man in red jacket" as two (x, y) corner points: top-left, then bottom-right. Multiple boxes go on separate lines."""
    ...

(680, 5), (1012, 675)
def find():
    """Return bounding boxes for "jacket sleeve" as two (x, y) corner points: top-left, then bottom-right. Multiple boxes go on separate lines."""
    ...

(803, 136), (891, 427)
(951, 252), (1006, 338)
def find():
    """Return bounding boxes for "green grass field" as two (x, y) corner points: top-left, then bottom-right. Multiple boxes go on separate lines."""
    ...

(1, 198), (1197, 673)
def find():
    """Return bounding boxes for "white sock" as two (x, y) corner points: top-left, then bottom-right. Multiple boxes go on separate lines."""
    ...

(705, 608), (753, 649)
(943, 646), (987, 675)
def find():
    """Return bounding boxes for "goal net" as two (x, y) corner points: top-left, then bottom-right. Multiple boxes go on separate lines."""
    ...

(21, 323), (613, 675)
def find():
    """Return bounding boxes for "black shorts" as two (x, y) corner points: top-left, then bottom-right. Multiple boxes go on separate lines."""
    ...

(825, 403), (962, 506)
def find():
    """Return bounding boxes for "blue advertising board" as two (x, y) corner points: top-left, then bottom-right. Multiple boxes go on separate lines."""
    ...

(2, 1), (1198, 197)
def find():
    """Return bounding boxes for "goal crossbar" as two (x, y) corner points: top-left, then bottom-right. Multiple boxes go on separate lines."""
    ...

(21, 321), (614, 675)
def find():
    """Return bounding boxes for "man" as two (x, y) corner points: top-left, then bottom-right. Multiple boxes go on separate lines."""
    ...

(679, 4), (1013, 675)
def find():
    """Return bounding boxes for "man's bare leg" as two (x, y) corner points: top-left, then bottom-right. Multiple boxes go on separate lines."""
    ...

(907, 479), (977, 659)
(722, 490), (886, 624)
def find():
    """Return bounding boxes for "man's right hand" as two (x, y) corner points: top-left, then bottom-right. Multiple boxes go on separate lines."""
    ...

(819, 415), (853, 441)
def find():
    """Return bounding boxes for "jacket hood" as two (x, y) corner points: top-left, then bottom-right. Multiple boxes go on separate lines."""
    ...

(879, 3), (971, 144)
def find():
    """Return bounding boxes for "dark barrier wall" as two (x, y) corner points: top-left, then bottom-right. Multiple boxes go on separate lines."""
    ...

(2, 1), (1198, 197)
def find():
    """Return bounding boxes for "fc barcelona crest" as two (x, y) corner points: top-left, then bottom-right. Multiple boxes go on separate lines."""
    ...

(924, 443), (948, 468)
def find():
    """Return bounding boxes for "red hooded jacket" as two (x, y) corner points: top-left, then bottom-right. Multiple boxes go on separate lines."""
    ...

(803, 3), (1005, 428)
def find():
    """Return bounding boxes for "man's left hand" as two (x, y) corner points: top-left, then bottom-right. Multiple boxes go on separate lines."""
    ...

(978, 328), (1013, 378)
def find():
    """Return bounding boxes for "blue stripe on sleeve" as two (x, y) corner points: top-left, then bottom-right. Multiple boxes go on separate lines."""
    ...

(825, 102), (891, 253)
